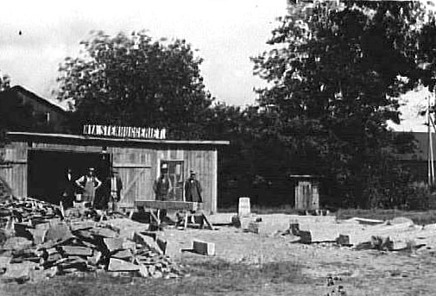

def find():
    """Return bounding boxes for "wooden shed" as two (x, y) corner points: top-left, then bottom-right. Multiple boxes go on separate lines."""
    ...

(290, 175), (320, 210)
(0, 132), (229, 214)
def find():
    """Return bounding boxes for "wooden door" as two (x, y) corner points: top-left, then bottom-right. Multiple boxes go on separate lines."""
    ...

(112, 148), (153, 206)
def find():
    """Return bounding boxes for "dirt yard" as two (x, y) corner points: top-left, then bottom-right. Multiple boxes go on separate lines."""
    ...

(3, 213), (436, 295)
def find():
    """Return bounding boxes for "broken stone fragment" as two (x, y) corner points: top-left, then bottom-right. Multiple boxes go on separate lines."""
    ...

(133, 232), (163, 254)
(108, 258), (139, 272)
(87, 250), (102, 266)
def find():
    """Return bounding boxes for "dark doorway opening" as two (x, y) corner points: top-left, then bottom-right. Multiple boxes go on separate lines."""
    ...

(28, 150), (111, 205)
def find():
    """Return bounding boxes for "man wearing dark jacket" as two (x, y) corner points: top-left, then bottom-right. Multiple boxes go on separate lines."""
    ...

(105, 169), (123, 212)
(184, 170), (202, 202)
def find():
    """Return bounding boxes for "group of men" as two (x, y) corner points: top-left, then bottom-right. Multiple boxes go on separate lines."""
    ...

(61, 167), (122, 211)
(153, 164), (203, 203)
(61, 164), (203, 212)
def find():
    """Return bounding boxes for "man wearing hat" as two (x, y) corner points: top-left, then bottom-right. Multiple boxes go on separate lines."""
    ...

(104, 168), (123, 212)
(153, 163), (173, 201)
(184, 170), (202, 202)
(75, 167), (102, 207)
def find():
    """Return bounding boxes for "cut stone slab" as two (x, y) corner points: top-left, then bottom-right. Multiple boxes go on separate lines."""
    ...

(238, 197), (251, 217)
(3, 237), (33, 251)
(103, 237), (125, 253)
(70, 221), (96, 232)
(108, 258), (139, 272)
(193, 240), (215, 256)
(112, 249), (133, 260)
(74, 230), (94, 240)
(34, 223), (50, 231)
(354, 218), (384, 225)
(45, 222), (73, 243)
(122, 240), (137, 252)
(90, 227), (118, 238)
(28, 228), (47, 245)
(133, 232), (163, 254)
(57, 257), (88, 269)
(61, 246), (93, 257)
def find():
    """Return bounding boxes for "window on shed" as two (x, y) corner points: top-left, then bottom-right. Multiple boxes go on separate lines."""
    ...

(160, 160), (184, 201)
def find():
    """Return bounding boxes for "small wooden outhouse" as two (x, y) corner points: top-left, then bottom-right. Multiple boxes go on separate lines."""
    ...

(290, 175), (320, 210)
(0, 132), (229, 214)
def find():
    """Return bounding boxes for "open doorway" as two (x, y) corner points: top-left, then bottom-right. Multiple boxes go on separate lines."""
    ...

(27, 150), (111, 205)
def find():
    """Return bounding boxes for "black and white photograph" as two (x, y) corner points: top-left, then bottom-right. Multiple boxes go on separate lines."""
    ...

(1, 0), (436, 295)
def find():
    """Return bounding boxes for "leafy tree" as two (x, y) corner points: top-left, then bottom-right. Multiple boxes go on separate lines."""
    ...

(57, 31), (213, 139)
(252, 1), (435, 208)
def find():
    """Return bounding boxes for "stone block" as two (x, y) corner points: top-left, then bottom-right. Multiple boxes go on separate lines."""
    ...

(336, 234), (351, 246)
(192, 240), (215, 256)
(238, 197), (251, 217)
(103, 238), (125, 253)
(299, 231), (312, 244)
(108, 258), (139, 272)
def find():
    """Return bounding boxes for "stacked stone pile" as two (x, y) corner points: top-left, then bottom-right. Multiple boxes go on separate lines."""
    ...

(0, 196), (185, 283)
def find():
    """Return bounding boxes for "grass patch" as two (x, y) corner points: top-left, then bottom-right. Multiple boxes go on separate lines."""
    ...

(336, 208), (436, 225)
(2, 260), (306, 296)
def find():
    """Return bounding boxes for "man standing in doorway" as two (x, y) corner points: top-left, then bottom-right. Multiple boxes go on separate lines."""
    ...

(153, 163), (173, 201)
(75, 167), (102, 208)
(184, 170), (202, 203)
(61, 168), (75, 209)
(105, 169), (123, 212)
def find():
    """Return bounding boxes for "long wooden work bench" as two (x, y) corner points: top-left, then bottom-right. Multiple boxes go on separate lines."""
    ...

(132, 200), (214, 230)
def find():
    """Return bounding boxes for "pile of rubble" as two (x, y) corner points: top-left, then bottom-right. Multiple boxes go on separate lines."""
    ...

(0, 195), (62, 229)
(0, 196), (186, 283)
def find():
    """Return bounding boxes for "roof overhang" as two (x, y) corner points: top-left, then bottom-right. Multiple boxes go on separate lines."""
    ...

(7, 132), (230, 147)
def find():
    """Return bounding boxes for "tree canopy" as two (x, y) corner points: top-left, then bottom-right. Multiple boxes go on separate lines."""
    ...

(57, 31), (213, 139)
(252, 1), (436, 208)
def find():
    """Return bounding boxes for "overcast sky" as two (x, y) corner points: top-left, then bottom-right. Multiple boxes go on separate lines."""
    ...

(0, 0), (431, 131)
(0, 0), (287, 107)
